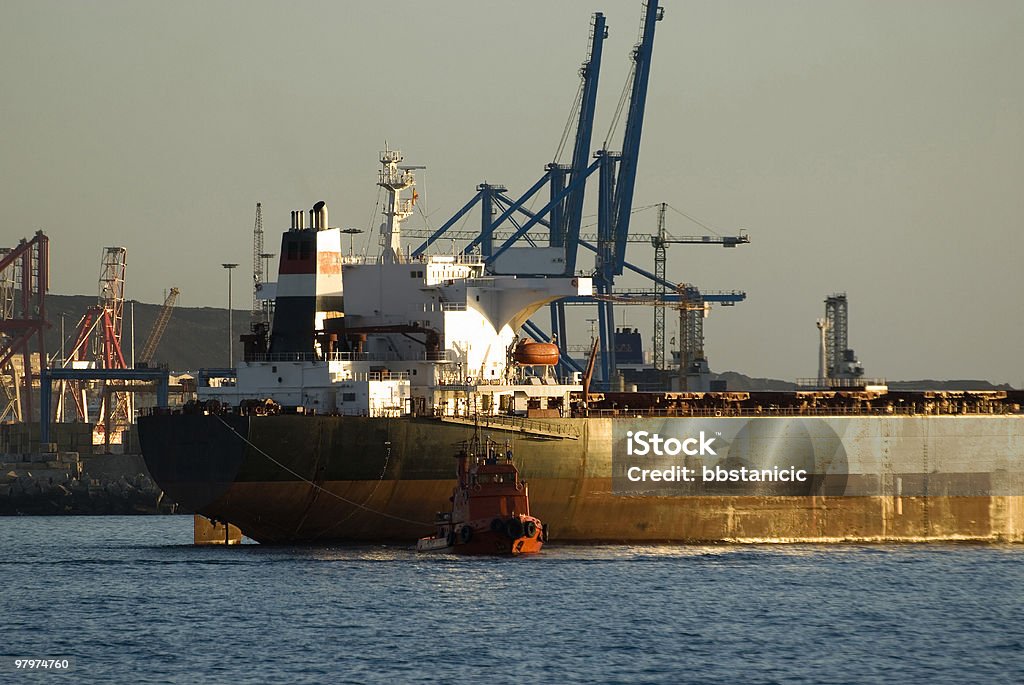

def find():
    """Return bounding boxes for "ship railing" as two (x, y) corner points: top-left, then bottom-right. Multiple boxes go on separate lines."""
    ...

(332, 371), (411, 382)
(579, 405), (1013, 418)
(244, 352), (407, 363)
(422, 350), (454, 362)
(427, 253), (485, 266)
(245, 352), (321, 362)
(433, 411), (580, 438)
(439, 302), (467, 311)
(338, 406), (408, 417)
(353, 371), (410, 382)
(324, 351), (399, 362)
(794, 378), (889, 389)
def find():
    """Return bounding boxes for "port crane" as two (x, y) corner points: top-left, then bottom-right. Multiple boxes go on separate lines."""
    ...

(138, 287), (180, 365)
(645, 203), (747, 370)
(251, 202), (276, 325)
(58, 248), (130, 436)
(410, 1), (747, 388)
(0, 232), (49, 422)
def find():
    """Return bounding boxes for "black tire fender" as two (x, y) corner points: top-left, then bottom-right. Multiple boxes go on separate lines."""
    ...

(505, 517), (524, 539)
(523, 520), (538, 538)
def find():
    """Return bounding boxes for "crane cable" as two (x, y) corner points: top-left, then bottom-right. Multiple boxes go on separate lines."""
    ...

(666, 203), (724, 237)
(603, 63), (635, 150)
(553, 80), (585, 165)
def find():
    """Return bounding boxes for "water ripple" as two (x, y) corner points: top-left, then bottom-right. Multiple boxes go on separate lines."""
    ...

(2, 515), (1023, 684)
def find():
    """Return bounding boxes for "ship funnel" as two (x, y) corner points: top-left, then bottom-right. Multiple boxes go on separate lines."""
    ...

(314, 201), (328, 231)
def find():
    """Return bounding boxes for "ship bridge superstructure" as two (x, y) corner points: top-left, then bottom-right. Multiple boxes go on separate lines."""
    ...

(205, 152), (592, 418)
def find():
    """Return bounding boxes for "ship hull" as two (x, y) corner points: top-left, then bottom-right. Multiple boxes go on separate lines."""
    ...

(138, 413), (1024, 544)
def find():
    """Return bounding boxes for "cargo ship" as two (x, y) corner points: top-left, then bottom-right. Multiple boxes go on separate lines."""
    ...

(138, 149), (1024, 544)
(139, 2), (1023, 543)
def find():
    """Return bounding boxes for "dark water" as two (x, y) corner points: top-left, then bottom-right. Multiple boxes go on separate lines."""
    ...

(3, 516), (1022, 684)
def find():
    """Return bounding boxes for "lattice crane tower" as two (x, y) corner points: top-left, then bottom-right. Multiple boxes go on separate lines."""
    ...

(252, 202), (264, 320)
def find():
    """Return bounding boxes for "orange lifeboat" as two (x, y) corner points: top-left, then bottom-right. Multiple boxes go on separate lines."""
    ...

(513, 339), (559, 366)
(416, 437), (546, 555)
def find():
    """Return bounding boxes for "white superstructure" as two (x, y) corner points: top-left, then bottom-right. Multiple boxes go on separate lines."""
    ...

(203, 150), (592, 418)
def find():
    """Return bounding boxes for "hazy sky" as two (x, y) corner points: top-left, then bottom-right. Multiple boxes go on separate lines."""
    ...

(2, 1), (1022, 384)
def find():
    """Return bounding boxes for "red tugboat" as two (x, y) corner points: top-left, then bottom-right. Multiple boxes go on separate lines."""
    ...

(417, 436), (546, 555)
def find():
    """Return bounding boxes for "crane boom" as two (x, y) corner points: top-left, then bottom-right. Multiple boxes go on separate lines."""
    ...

(139, 287), (180, 364)
(610, 0), (664, 275)
(578, 233), (750, 245)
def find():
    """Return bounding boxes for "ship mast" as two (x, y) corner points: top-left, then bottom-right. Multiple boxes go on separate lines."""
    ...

(377, 148), (419, 264)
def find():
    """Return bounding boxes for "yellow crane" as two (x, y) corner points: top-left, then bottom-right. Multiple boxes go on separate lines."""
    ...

(139, 288), (180, 364)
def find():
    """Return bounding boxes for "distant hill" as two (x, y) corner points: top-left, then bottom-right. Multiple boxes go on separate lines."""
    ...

(711, 371), (796, 392)
(713, 371), (1014, 393)
(45, 294), (248, 372)
(886, 379), (1015, 392)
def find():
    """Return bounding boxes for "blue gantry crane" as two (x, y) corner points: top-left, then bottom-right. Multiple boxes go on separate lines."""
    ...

(411, 1), (747, 389)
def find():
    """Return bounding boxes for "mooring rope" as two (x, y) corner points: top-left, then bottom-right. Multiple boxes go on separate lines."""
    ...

(214, 414), (430, 527)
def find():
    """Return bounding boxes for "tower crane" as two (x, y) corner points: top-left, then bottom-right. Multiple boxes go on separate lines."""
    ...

(648, 202), (748, 370)
(251, 202), (266, 324)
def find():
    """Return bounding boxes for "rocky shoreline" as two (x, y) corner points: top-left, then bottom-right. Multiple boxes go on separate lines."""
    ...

(1, 452), (178, 516)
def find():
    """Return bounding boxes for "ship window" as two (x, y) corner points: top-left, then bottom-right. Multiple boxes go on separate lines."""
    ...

(272, 366), (277, 373)
(476, 295), (480, 302)
(342, 392), (356, 402)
